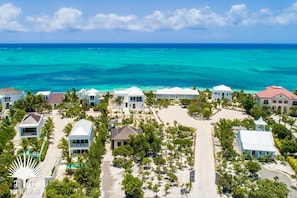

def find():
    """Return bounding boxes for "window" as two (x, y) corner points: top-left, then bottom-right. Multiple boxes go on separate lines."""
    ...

(117, 142), (122, 146)
(263, 100), (269, 104)
(90, 96), (95, 100)
(4, 97), (10, 102)
(284, 100), (288, 104)
(293, 101), (297, 106)
(273, 100), (276, 103)
(278, 100), (282, 104)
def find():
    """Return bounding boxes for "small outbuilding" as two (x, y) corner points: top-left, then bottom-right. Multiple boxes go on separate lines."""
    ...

(111, 125), (143, 148)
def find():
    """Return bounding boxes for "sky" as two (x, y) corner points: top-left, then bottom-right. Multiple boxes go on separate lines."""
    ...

(0, 0), (297, 43)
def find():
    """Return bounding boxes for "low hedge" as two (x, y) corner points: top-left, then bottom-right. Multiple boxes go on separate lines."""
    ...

(274, 137), (282, 150)
(287, 156), (297, 173)
(41, 140), (50, 161)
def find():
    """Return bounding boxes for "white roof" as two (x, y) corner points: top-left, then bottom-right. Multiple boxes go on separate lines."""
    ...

(213, 85), (232, 92)
(36, 91), (51, 96)
(70, 119), (93, 136)
(114, 86), (144, 96)
(239, 130), (275, 152)
(156, 87), (199, 95)
(254, 117), (267, 126)
(79, 88), (99, 96)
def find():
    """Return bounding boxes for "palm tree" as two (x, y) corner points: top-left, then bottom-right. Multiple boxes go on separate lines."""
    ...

(42, 117), (55, 140)
(58, 137), (69, 158)
(63, 123), (73, 137)
(66, 154), (73, 175)
(115, 96), (124, 110)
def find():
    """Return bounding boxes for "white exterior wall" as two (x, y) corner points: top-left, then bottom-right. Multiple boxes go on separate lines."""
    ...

(0, 93), (24, 109)
(212, 90), (232, 102)
(18, 116), (44, 139)
(69, 130), (94, 155)
(114, 87), (145, 111)
(256, 94), (296, 113)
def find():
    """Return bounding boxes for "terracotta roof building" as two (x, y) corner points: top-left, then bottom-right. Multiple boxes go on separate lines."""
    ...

(255, 86), (297, 113)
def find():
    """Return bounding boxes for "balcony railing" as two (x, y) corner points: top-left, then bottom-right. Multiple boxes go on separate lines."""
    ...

(70, 143), (89, 148)
(21, 132), (37, 136)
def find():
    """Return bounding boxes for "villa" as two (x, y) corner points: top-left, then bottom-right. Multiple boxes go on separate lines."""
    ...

(111, 125), (143, 148)
(255, 86), (297, 113)
(237, 117), (275, 158)
(113, 86), (145, 111)
(18, 113), (44, 139)
(212, 85), (232, 102)
(0, 88), (24, 109)
(156, 87), (199, 100)
(68, 119), (94, 155)
(78, 88), (100, 106)
(36, 91), (64, 108)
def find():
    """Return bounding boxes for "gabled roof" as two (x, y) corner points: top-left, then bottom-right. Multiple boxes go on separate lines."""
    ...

(21, 114), (42, 125)
(0, 88), (23, 95)
(111, 125), (143, 140)
(114, 86), (144, 96)
(238, 130), (275, 152)
(213, 85), (232, 92)
(79, 88), (99, 96)
(256, 86), (297, 99)
(156, 87), (199, 95)
(48, 93), (64, 104)
(254, 117), (267, 126)
(70, 119), (93, 136)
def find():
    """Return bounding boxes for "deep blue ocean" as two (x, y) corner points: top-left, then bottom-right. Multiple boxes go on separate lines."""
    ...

(0, 43), (296, 93)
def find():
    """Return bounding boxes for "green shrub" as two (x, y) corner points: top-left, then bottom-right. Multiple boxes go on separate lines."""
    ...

(41, 140), (49, 161)
(113, 158), (125, 168)
(274, 137), (282, 150)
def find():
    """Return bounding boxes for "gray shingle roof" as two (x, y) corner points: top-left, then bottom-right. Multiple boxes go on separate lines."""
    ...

(111, 125), (143, 140)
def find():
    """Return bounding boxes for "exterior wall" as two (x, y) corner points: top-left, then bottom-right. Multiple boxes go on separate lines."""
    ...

(113, 140), (127, 148)
(0, 93), (24, 109)
(212, 91), (232, 102)
(256, 94), (297, 113)
(18, 117), (44, 139)
(87, 95), (99, 106)
(114, 93), (144, 111)
(68, 129), (94, 155)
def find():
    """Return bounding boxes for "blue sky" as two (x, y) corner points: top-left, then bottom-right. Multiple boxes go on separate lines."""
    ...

(1, 0), (297, 43)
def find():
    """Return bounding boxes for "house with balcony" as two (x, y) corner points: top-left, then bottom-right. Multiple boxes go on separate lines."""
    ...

(0, 88), (24, 109)
(78, 88), (100, 106)
(36, 91), (64, 108)
(255, 86), (297, 113)
(111, 125), (143, 148)
(114, 86), (145, 111)
(212, 85), (232, 102)
(237, 117), (275, 158)
(156, 87), (199, 100)
(68, 119), (94, 155)
(18, 114), (44, 139)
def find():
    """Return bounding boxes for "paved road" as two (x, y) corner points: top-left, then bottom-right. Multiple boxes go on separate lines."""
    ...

(23, 111), (71, 198)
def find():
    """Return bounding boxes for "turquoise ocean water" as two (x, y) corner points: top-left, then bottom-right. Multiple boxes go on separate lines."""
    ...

(0, 43), (296, 93)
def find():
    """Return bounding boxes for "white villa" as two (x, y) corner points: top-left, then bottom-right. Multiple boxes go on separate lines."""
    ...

(237, 117), (275, 158)
(111, 125), (143, 148)
(114, 86), (144, 111)
(212, 85), (232, 102)
(0, 88), (24, 109)
(255, 86), (297, 113)
(18, 114), (44, 139)
(78, 88), (100, 106)
(156, 87), (199, 100)
(69, 119), (94, 155)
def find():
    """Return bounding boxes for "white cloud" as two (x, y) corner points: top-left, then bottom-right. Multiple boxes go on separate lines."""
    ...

(27, 7), (82, 32)
(0, 3), (24, 31)
(22, 1), (297, 32)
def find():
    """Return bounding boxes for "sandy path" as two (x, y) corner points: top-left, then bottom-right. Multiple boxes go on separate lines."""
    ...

(158, 106), (248, 198)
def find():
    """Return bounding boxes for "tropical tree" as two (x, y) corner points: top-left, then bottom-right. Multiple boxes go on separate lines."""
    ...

(42, 117), (55, 140)
(245, 160), (261, 176)
(63, 123), (73, 137)
(144, 91), (156, 108)
(58, 137), (69, 157)
(249, 179), (289, 198)
(122, 173), (144, 198)
(115, 96), (124, 110)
